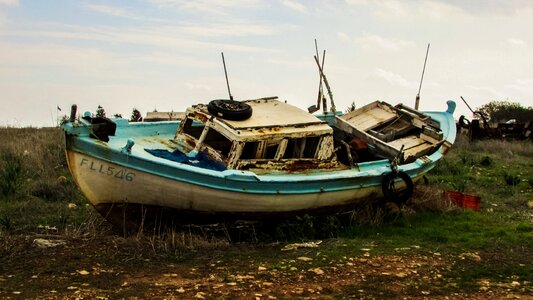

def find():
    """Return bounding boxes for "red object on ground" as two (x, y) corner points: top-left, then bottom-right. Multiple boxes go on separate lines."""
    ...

(462, 194), (481, 211)
(445, 191), (481, 211)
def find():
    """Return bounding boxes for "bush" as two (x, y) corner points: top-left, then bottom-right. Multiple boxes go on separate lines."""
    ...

(477, 100), (533, 123)
(28, 179), (73, 201)
(0, 150), (24, 198)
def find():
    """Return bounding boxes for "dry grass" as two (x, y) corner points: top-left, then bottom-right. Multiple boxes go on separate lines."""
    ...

(135, 228), (231, 255)
(408, 186), (461, 213)
(454, 135), (533, 160)
(0, 127), (77, 202)
(0, 127), (64, 177)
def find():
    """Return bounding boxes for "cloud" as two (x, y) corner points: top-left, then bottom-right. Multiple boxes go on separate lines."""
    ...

(345, 0), (368, 5)
(504, 78), (533, 96)
(363, 0), (533, 19)
(374, 0), (408, 18)
(266, 57), (310, 68)
(357, 34), (415, 52)
(178, 22), (279, 37)
(0, 0), (17, 25)
(280, 0), (307, 13)
(2, 24), (279, 53)
(503, 38), (527, 47)
(419, 1), (464, 19)
(466, 85), (504, 99)
(437, 0), (533, 16)
(371, 68), (414, 88)
(0, 0), (18, 6)
(134, 52), (214, 68)
(337, 32), (351, 43)
(348, 0), (466, 20)
(85, 4), (141, 20)
(0, 42), (132, 78)
(184, 82), (212, 91)
(148, 0), (262, 15)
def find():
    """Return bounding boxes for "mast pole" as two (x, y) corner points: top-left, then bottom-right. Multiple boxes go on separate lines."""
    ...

(221, 52), (233, 100)
(415, 43), (430, 110)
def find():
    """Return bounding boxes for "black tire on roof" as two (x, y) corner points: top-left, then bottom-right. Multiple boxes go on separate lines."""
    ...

(207, 99), (253, 121)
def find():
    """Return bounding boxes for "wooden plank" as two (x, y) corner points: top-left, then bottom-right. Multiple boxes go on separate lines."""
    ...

(421, 127), (443, 141)
(389, 136), (425, 150)
(343, 106), (397, 131)
(420, 132), (441, 145)
(403, 142), (435, 162)
(334, 116), (401, 160)
(404, 142), (430, 156)
(376, 118), (413, 140)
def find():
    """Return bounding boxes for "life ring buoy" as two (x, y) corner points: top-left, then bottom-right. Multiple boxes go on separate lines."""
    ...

(207, 99), (253, 121)
(381, 171), (414, 205)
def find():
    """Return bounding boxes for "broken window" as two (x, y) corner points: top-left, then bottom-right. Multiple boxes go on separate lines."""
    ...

(203, 128), (233, 158)
(283, 137), (321, 159)
(181, 118), (205, 140)
(240, 142), (260, 159)
(264, 142), (278, 159)
(303, 136), (320, 158)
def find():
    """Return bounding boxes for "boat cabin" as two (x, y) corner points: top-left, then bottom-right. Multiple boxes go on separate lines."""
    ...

(173, 97), (345, 173)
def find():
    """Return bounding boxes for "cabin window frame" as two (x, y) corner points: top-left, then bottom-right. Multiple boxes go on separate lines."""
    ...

(180, 117), (205, 140)
(282, 136), (322, 159)
(200, 126), (234, 159)
(236, 135), (324, 161)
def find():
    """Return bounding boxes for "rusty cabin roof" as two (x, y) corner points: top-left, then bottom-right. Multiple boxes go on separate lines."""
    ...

(188, 98), (333, 141)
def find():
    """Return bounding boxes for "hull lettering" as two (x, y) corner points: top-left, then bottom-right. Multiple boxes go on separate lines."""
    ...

(79, 158), (135, 182)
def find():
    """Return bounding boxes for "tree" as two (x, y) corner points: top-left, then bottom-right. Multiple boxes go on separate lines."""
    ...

(130, 108), (143, 122)
(345, 101), (356, 113)
(96, 105), (106, 118)
(477, 101), (533, 123)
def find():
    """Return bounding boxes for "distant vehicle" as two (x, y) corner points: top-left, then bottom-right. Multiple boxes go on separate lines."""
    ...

(457, 114), (532, 141)
(457, 96), (532, 141)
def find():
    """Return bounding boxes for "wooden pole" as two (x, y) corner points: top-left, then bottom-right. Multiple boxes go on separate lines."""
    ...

(315, 40), (326, 112)
(314, 55), (335, 113)
(415, 43), (430, 110)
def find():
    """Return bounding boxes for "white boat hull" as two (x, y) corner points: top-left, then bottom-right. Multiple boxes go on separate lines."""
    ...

(67, 150), (388, 215)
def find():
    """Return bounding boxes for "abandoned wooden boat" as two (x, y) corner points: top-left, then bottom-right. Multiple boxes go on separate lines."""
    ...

(63, 97), (456, 227)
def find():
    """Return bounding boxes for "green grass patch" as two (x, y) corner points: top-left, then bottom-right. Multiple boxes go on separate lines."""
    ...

(0, 197), (93, 234)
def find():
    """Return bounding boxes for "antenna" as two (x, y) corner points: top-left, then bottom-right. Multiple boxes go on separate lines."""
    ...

(316, 39), (326, 114)
(460, 96), (476, 115)
(308, 39), (326, 114)
(415, 43), (430, 110)
(221, 52), (233, 100)
(314, 54), (335, 114)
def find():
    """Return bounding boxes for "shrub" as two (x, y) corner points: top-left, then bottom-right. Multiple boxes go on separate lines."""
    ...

(503, 173), (521, 186)
(0, 150), (24, 198)
(0, 215), (12, 231)
(29, 179), (71, 201)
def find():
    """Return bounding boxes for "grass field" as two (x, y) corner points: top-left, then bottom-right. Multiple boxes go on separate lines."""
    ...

(0, 127), (532, 298)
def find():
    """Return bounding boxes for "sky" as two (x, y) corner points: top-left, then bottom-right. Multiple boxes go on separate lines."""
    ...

(0, 0), (532, 127)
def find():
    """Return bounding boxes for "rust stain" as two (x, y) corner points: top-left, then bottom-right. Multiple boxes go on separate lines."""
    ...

(235, 159), (347, 174)
(185, 138), (196, 149)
